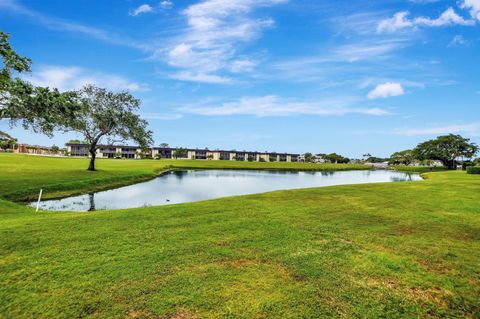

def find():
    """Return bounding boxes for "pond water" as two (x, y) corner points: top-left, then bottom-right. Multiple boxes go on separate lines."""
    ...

(31, 169), (421, 211)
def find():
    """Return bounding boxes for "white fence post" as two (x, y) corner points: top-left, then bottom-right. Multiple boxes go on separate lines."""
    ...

(36, 189), (43, 212)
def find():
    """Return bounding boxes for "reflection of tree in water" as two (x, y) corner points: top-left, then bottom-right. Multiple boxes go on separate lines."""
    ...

(390, 174), (412, 182)
(172, 170), (187, 180)
(88, 193), (95, 211)
(320, 171), (334, 176)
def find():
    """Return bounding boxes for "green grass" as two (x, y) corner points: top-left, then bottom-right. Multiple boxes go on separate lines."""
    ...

(1, 154), (479, 318)
(392, 165), (448, 173)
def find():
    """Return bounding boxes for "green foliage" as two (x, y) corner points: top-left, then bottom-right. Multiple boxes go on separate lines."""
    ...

(115, 151), (122, 159)
(325, 153), (349, 164)
(414, 134), (478, 169)
(466, 166), (480, 174)
(50, 145), (59, 154)
(63, 85), (153, 170)
(0, 154), (479, 318)
(0, 130), (16, 150)
(173, 147), (188, 159)
(303, 152), (313, 162)
(1, 31), (79, 136)
(67, 139), (87, 144)
(390, 149), (415, 165)
(365, 156), (388, 163)
(247, 155), (255, 162)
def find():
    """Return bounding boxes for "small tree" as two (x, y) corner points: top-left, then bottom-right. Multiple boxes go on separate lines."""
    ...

(61, 85), (153, 171)
(247, 155), (255, 162)
(115, 151), (122, 159)
(414, 134), (478, 169)
(0, 130), (16, 150)
(173, 148), (188, 159)
(51, 145), (59, 154)
(389, 150), (414, 165)
(159, 143), (169, 148)
(303, 152), (313, 162)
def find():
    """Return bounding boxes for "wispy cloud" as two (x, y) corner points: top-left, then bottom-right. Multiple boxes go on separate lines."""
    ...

(377, 6), (475, 33)
(0, 0), (150, 50)
(179, 95), (389, 117)
(448, 35), (470, 47)
(141, 112), (183, 120)
(154, 0), (287, 83)
(395, 122), (480, 136)
(129, 1), (174, 16)
(129, 4), (154, 16)
(367, 82), (405, 99)
(23, 65), (149, 92)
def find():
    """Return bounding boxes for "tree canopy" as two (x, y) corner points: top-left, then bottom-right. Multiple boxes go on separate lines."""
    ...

(0, 31), (79, 136)
(62, 85), (153, 171)
(389, 150), (415, 165)
(0, 130), (17, 150)
(413, 134), (478, 169)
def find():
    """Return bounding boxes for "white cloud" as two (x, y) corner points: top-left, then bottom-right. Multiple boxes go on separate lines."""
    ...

(24, 66), (148, 92)
(460, 0), (480, 20)
(367, 82), (405, 99)
(415, 7), (474, 26)
(395, 123), (480, 136)
(377, 7), (475, 33)
(179, 95), (389, 117)
(158, 0), (286, 83)
(169, 71), (232, 84)
(129, 4), (154, 16)
(141, 112), (182, 120)
(0, 0), (150, 50)
(448, 35), (469, 47)
(377, 12), (414, 33)
(160, 1), (174, 9)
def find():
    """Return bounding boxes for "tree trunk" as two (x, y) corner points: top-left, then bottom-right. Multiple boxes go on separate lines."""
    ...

(88, 147), (97, 171)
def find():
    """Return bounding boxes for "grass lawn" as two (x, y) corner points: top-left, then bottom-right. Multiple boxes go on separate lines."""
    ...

(1, 154), (479, 318)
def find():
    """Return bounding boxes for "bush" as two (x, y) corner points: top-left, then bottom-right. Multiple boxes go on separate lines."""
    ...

(466, 166), (480, 174)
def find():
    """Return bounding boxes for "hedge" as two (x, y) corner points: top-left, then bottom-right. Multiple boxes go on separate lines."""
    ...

(466, 166), (480, 174)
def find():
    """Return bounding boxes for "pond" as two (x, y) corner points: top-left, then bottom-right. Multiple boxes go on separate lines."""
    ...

(31, 169), (422, 211)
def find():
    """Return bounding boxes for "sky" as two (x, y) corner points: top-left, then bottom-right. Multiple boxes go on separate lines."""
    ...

(0, 0), (479, 158)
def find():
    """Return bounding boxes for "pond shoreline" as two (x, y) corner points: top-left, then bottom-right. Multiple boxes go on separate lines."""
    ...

(32, 169), (423, 212)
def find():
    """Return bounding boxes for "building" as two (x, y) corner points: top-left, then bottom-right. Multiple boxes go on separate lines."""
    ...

(66, 143), (300, 162)
(14, 144), (65, 156)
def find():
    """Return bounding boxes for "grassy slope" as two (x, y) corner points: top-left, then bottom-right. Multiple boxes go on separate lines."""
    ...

(1, 154), (479, 318)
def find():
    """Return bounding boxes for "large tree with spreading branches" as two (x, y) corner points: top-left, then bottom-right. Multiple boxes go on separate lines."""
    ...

(64, 85), (153, 171)
(414, 134), (478, 169)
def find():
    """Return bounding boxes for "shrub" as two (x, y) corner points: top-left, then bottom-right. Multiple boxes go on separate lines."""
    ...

(466, 166), (480, 174)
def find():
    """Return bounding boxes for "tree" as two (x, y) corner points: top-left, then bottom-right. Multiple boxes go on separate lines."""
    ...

(366, 156), (388, 163)
(389, 150), (415, 165)
(173, 148), (188, 159)
(413, 134), (478, 169)
(61, 85), (153, 171)
(0, 130), (17, 150)
(303, 152), (313, 162)
(159, 143), (169, 148)
(1, 31), (79, 136)
(50, 145), (59, 154)
(325, 153), (345, 164)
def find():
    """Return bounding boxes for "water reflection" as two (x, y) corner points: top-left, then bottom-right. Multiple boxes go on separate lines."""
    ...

(32, 169), (422, 212)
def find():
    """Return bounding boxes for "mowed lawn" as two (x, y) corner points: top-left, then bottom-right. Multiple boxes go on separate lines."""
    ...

(0, 154), (479, 318)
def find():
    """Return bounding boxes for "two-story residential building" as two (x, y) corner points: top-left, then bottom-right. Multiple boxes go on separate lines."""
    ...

(66, 143), (300, 162)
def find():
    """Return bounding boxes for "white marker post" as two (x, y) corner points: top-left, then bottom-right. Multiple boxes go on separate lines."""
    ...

(36, 189), (43, 212)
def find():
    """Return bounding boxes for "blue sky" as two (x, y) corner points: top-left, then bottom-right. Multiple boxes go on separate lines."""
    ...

(0, 0), (479, 157)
